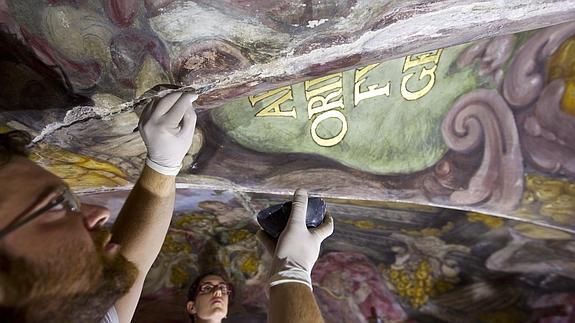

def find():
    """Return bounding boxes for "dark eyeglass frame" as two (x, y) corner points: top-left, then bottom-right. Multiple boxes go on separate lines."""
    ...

(0, 187), (81, 240)
(197, 282), (233, 296)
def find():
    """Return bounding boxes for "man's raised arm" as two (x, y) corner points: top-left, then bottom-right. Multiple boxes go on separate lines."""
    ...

(110, 92), (198, 323)
(257, 189), (334, 323)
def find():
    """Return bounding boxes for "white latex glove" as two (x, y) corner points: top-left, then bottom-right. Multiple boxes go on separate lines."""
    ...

(138, 92), (198, 175)
(257, 189), (334, 290)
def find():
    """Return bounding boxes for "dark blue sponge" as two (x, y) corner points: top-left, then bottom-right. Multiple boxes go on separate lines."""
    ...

(257, 197), (326, 239)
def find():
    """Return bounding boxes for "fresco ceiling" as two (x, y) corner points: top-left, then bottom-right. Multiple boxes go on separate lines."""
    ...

(1, 1), (575, 322)
(82, 189), (575, 323)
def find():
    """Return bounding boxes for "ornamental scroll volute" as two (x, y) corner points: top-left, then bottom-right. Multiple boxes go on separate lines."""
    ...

(503, 22), (575, 177)
(436, 90), (524, 212)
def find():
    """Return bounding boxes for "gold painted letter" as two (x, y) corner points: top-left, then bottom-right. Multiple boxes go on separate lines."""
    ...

(402, 49), (443, 72)
(307, 89), (344, 119)
(354, 63), (390, 106)
(249, 86), (297, 118)
(400, 49), (443, 101)
(310, 110), (348, 147)
(400, 64), (438, 101)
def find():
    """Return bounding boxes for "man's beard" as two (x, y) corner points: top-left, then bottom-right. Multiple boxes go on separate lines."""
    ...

(1, 229), (139, 323)
(51, 252), (139, 323)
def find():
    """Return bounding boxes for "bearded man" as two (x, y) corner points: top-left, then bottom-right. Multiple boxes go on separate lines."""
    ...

(0, 92), (197, 322)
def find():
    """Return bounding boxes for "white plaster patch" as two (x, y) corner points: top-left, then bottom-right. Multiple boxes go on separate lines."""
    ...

(55, 9), (70, 28)
(32, 105), (97, 144)
(306, 18), (329, 28)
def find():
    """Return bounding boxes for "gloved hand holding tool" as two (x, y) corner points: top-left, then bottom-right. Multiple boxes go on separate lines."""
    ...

(257, 189), (334, 290)
(138, 92), (198, 175)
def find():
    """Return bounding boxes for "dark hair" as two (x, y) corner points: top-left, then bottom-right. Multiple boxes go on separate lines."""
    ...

(186, 271), (234, 322)
(0, 130), (32, 167)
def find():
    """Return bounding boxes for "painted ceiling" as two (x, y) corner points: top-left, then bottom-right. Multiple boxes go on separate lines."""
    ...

(83, 189), (575, 323)
(1, 0), (575, 322)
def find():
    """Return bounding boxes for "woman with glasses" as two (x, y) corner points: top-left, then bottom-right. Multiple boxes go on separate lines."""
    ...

(186, 272), (233, 323)
(185, 189), (334, 323)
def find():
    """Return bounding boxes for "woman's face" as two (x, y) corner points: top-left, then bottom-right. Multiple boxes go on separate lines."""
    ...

(187, 275), (230, 321)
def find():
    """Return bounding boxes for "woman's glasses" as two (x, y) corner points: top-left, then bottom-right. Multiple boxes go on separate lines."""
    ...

(197, 283), (232, 295)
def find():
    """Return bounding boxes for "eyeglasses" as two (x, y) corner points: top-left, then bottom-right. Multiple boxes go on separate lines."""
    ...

(197, 283), (232, 295)
(0, 186), (81, 240)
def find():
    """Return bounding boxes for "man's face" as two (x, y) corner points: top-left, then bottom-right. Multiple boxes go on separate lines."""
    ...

(0, 156), (136, 315)
(187, 275), (230, 321)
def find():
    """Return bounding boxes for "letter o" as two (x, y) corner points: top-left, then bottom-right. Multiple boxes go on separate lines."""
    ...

(310, 110), (348, 147)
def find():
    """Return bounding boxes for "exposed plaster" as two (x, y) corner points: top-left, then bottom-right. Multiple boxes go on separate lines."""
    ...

(307, 19), (329, 28)
(31, 83), (215, 144)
